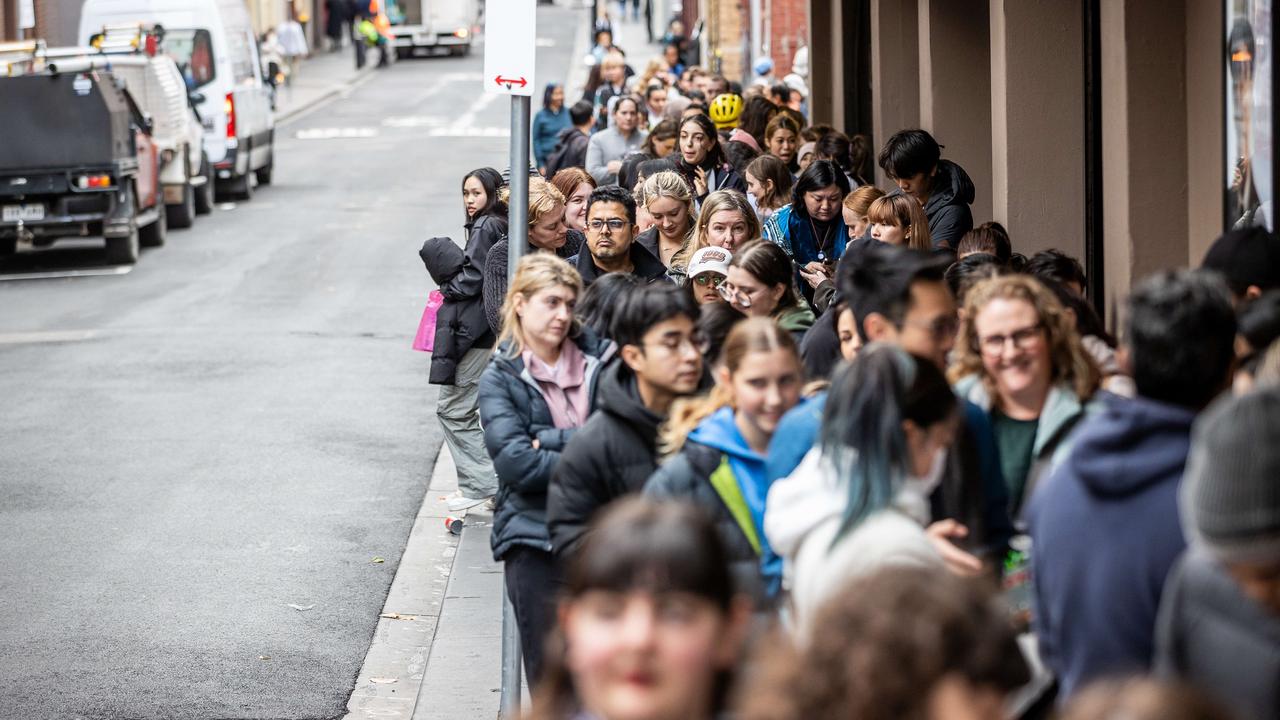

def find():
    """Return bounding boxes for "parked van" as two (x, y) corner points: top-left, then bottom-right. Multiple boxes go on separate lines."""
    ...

(78, 0), (275, 201)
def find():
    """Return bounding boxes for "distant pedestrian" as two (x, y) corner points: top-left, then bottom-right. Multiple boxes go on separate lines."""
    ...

(544, 102), (595, 179)
(276, 15), (308, 83)
(585, 96), (647, 185)
(478, 254), (614, 685)
(744, 155), (792, 224)
(763, 114), (801, 174)
(675, 114), (746, 202)
(546, 284), (703, 557)
(646, 318), (804, 605)
(1027, 270), (1237, 701)
(426, 168), (507, 512)
(878, 129), (975, 250)
(527, 499), (750, 720)
(532, 84), (571, 176)
(325, 0), (347, 50)
(570, 186), (667, 287)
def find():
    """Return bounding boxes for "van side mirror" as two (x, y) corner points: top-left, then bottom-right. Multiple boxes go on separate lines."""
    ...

(188, 91), (206, 105)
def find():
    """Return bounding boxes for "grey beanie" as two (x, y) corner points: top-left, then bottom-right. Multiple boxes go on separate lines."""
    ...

(1181, 388), (1280, 564)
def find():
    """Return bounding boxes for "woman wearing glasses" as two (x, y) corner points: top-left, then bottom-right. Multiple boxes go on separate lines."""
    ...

(685, 246), (731, 305)
(717, 240), (814, 343)
(949, 275), (1102, 522)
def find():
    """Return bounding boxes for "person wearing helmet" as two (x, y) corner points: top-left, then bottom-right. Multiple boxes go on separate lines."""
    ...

(710, 93), (744, 130)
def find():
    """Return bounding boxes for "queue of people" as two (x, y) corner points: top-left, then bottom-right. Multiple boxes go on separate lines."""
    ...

(415, 32), (1280, 720)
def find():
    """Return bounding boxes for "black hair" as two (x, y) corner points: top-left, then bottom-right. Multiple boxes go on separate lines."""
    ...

(815, 131), (854, 176)
(1025, 249), (1087, 292)
(577, 273), (641, 339)
(723, 140), (760, 176)
(821, 346), (957, 538)
(791, 160), (852, 218)
(839, 243), (950, 343)
(696, 301), (747, 367)
(541, 82), (562, 110)
(1239, 290), (1280, 372)
(739, 95), (778, 146)
(587, 184), (638, 225)
(569, 99), (595, 127)
(461, 167), (506, 224)
(686, 100), (708, 112)
(1125, 270), (1237, 409)
(1041, 275), (1114, 346)
(611, 282), (699, 348)
(944, 253), (1005, 305)
(849, 133), (874, 186)
(877, 128), (942, 180)
(613, 94), (642, 117)
(769, 83), (792, 103)
(642, 118), (679, 158)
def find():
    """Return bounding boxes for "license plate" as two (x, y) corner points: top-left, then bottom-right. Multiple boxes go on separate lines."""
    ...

(2, 204), (44, 222)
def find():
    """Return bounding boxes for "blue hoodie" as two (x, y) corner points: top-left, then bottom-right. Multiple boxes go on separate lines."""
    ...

(1026, 393), (1196, 701)
(688, 407), (775, 568)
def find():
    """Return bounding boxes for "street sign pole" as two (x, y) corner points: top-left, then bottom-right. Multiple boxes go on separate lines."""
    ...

(484, 4), (537, 716)
(508, 95), (531, 279)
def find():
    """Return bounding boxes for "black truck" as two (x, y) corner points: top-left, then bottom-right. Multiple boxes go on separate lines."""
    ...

(0, 69), (164, 265)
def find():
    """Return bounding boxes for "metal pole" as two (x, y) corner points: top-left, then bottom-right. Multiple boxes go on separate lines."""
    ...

(499, 590), (523, 718)
(499, 92), (532, 720)
(508, 94), (532, 278)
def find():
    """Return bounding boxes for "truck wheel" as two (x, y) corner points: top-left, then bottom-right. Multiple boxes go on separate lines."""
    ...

(0, 237), (16, 257)
(140, 204), (167, 248)
(194, 154), (214, 215)
(167, 183), (196, 229)
(105, 226), (140, 265)
(255, 151), (274, 186)
(228, 169), (253, 201)
(395, 47), (410, 60)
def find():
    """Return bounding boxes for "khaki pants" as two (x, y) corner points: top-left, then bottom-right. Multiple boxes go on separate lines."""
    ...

(437, 347), (497, 499)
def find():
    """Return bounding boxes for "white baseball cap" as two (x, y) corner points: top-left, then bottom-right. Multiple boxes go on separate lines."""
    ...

(688, 246), (732, 279)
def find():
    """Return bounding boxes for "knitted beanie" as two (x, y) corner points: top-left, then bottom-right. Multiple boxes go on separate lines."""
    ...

(1182, 388), (1280, 564)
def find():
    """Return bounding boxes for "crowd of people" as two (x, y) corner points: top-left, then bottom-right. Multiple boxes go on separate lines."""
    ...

(417, 30), (1280, 720)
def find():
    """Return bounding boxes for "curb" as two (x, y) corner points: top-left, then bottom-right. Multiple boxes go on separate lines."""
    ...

(275, 64), (378, 126)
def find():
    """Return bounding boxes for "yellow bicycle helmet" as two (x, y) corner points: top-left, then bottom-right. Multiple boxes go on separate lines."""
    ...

(709, 93), (744, 130)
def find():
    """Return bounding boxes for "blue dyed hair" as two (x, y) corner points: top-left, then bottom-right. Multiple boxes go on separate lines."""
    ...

(819, 344), (956, 540)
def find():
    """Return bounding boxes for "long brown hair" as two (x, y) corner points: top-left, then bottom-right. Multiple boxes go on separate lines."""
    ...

(948, 274), (1101, 401)
(660, 317), (798, 455)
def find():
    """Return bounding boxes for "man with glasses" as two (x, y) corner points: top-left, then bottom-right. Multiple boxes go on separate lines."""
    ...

(763, 243), (1014, 591)
(572, 186), (669, 287)
(548, 284), (704, 558)
(585, 95), (648, 185)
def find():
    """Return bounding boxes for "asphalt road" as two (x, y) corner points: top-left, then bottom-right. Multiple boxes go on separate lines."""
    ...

(0, 5), (582, 718)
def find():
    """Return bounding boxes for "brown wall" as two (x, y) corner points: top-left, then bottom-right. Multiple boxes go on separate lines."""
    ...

(1186, 0), (1225, 267)
(869, 0), (919, 187)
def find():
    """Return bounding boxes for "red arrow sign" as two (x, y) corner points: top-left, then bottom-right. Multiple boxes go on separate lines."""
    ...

(494, 75), (528, 88)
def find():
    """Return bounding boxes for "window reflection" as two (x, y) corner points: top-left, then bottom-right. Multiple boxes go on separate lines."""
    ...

(1227, 0), (1273, 230)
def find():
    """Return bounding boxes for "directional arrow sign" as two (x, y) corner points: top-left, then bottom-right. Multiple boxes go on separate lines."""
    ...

(484, 0), (536, 97)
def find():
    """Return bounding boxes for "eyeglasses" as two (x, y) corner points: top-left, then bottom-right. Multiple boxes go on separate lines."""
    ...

(904, 315), (960, 342)
(692, 273), (724, 287)
(717, 281), (752, 308)
(588, 218), (628, 232)
(977, 323), (1044, 357)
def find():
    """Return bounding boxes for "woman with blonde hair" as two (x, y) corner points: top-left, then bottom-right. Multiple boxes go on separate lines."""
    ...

(842, 185), (885, 240)
(478, 253), (616, 686)
(645, 318), (804, 604)
(692, 189), (761, 255)
(634, 171), (696, 276)
(868, 194), (932, 252)
(949, 274), (1102, 519)
(483, 178), (577, 335)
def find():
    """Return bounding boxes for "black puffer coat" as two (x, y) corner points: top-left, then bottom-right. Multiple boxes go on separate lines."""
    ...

(419, 233), (494, 385)
(479, 329), (615, 560)
(547, 359), (665, 558)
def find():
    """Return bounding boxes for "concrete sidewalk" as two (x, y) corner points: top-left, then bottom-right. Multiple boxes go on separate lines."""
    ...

(274, 47), (375, 124)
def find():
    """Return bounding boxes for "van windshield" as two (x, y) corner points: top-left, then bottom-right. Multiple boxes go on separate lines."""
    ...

(163, 28), (216, 89)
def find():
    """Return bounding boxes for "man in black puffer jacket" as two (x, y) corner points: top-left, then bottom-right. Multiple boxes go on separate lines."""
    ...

(547, 284), (703, 558)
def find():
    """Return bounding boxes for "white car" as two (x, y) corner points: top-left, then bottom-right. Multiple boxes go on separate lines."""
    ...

(79, 0), (275, 201)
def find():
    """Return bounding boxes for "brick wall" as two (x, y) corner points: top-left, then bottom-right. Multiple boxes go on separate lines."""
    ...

(767, 0), (806, 77)
(34, 0), (82, 45)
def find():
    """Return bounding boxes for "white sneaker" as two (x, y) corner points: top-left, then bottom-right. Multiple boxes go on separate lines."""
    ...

(447, 494), (490, 512)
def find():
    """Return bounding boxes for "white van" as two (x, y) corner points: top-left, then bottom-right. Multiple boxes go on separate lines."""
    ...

(78, 0), (275, 201)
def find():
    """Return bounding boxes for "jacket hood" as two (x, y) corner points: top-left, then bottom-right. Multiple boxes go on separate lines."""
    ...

(688, 406), (760, 461)
(775, 302), (816, 332)
(597, 359), (664, 436)
(419, 236), (464, 285)
(1065, 394), (1197, 498)
(924, 159), (976, 214)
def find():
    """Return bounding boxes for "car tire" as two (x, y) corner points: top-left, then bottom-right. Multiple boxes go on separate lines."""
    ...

(194, 154), (214, 215)
(167, 183), (196, 229)
(140, 202), (167, 248)
(0, 236), (16, 257)
(395, 47), (410, 60)
(229, 168), (253, 201)
(255, 150), (274, 186)
(105, 225), (140, 265)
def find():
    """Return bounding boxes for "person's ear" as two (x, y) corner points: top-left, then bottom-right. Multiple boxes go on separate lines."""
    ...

(715, 364), (732, 393)
(863, 312), (896, 343)
(512, 292), (527, 318)
(620, 343), (646, 372)
(771, 283), (787, 305)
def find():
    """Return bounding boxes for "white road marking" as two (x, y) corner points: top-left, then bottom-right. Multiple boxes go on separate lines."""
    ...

(295, 127), (380, 140)
(0, 329), (99, 344)
(0, 266), (132, 281)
